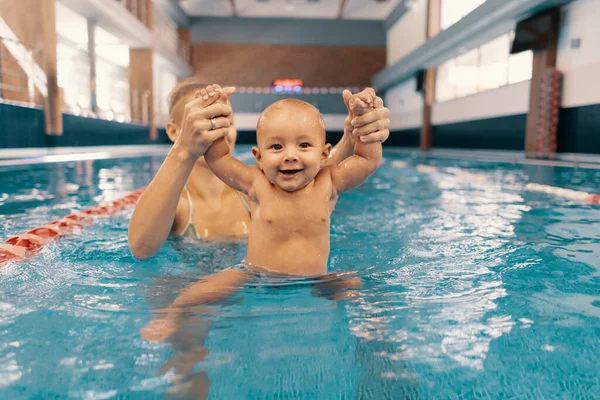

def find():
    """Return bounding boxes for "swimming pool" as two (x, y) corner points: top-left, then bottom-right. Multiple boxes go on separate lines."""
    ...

(1, 147), (599, 398)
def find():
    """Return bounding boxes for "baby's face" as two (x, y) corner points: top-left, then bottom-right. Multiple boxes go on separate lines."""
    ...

(254, 108), (330, 192)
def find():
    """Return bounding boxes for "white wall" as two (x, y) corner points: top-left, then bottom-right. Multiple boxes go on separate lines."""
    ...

(557, 0), (600, 108)
(432, 80), (530, 125)
(385, 78), (423, 130)
(386, 0), (428, 67)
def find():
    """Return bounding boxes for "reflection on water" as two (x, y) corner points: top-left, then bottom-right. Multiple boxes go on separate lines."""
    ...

(0, 153), (599, 398)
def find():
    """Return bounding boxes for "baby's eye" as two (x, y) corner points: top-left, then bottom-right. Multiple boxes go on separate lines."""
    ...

(299, 142), (311, 149)
(270, 144), (282, 150)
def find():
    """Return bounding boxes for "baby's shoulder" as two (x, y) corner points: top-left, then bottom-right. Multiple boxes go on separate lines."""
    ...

(315, 167), (338, 197)
(316, 165), (335, 182)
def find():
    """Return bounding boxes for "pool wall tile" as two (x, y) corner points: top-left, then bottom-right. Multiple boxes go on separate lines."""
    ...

(1, 102), (599, 154)
(236, 131), (345, 148)
(0, 103), (171, 149)
(387, 128), (421, 147)
(558, 103), (600, 154)
(432, 114), (527, 151)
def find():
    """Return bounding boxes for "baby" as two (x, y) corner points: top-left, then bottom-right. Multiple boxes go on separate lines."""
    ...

(204, 94), (382, 275)
(141, 88), (383, 342)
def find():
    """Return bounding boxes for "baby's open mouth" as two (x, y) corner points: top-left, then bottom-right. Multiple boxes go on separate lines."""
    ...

(279, 169), (302, 177)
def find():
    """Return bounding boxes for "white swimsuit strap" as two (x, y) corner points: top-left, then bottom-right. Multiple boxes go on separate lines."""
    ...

(184, 184), (194, 225)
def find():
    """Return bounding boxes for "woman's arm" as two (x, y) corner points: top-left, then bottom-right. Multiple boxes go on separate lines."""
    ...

(128, 145), (196, 260)
(128, 95), (234, 259)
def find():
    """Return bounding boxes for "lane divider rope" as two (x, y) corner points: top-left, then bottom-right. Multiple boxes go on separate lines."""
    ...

(0, 187), (146, 267)
(402, 163), (600, 205)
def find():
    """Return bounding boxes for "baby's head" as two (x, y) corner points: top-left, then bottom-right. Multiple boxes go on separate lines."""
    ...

(252, 99), (331, 192)
(166, 79), (237, 151)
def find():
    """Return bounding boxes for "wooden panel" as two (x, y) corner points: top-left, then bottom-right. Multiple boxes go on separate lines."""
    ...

(525, 8), (560, 156)
(145, 0), (153, 29)
(421, 0), (441, 150)
(0, 0), (46, 106)
(128, 48), (155, 139)
(190, 43), (385, 87)
(41, 0), (62, 135)
(178, 27), (190, 63)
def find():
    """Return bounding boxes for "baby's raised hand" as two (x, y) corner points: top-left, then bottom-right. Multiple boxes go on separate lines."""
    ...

(197, 84), (236, 127)
(347, 88), (377, 116)
(197, 84), (235, 104)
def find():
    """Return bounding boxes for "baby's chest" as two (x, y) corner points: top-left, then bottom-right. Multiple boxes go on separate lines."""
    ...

(254, 194), (331, 231)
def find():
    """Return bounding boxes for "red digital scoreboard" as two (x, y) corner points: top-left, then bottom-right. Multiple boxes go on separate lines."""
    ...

(272, 79), (303, 93)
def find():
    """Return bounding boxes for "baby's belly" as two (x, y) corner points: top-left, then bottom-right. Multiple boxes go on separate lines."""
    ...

(245, 232), (330, 276)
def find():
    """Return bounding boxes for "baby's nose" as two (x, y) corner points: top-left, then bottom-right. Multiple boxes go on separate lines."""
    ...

(284, 150), (299, 161)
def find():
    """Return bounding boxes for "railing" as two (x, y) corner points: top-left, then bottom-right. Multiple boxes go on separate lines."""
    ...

(0, 35), (43, 106)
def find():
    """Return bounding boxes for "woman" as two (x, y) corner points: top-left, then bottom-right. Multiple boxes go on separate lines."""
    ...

(128, 82), (390, 259)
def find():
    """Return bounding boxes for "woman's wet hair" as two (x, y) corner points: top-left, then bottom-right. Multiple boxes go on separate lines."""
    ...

(167, 78), (212, 117)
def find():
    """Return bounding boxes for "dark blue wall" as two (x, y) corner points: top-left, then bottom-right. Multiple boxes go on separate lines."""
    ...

(235, 130), (345, 147)
(2, 102), (599, 154)
(388, 115), (526, 150)
(190, 17), (386, 47)
(432, 114), (528, 151)
(558, 104), (600, 154)
(0, 103), (46, 148)
(386, 128), (420, 147)
(0, 102), (167, 149)
(230, 93), (348, 114)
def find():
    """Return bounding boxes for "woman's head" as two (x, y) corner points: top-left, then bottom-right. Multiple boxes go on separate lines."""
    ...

(166, 80), (238, 150)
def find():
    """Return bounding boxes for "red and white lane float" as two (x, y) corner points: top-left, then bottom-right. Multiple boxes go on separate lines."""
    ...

(0, 187), (146, 267)
(525, 183), (600, 204)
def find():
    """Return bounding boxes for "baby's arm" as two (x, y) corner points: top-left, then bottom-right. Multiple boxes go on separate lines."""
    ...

(204, 138), (258, 195)
(329, 96), (383, 194)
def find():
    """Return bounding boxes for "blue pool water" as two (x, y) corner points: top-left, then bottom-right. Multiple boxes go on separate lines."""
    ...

(0, 147), (599, 399)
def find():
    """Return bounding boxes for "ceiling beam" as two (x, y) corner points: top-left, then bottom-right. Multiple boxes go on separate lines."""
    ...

(337, 0), (348, 19)
(154, 0), (190, 26)
(228, 0), (238, 17)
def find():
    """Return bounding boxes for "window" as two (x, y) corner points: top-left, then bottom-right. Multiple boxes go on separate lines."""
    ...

(153, 55), (178, 127)
(56, 4), (131, 121)
(435, 33), (533, 103)
(454, 49), (479, 97)
(440, 0), (486, 30)
(508, 50), (533, 85)
(96, 58), (129, 122)
(57, 38), (91, 115)
(478, 35), (509, 91)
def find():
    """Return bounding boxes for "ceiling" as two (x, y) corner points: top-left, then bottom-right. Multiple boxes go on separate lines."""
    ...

(179, 0), (401, 20)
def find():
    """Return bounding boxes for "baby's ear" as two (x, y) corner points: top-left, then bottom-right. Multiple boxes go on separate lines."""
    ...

(252, 146), (263, 170)
(321, 143), (332, 164)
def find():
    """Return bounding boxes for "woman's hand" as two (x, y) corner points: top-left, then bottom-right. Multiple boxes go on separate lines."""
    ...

(174, 85), (236, 160)
(343, 88), (390, 144)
